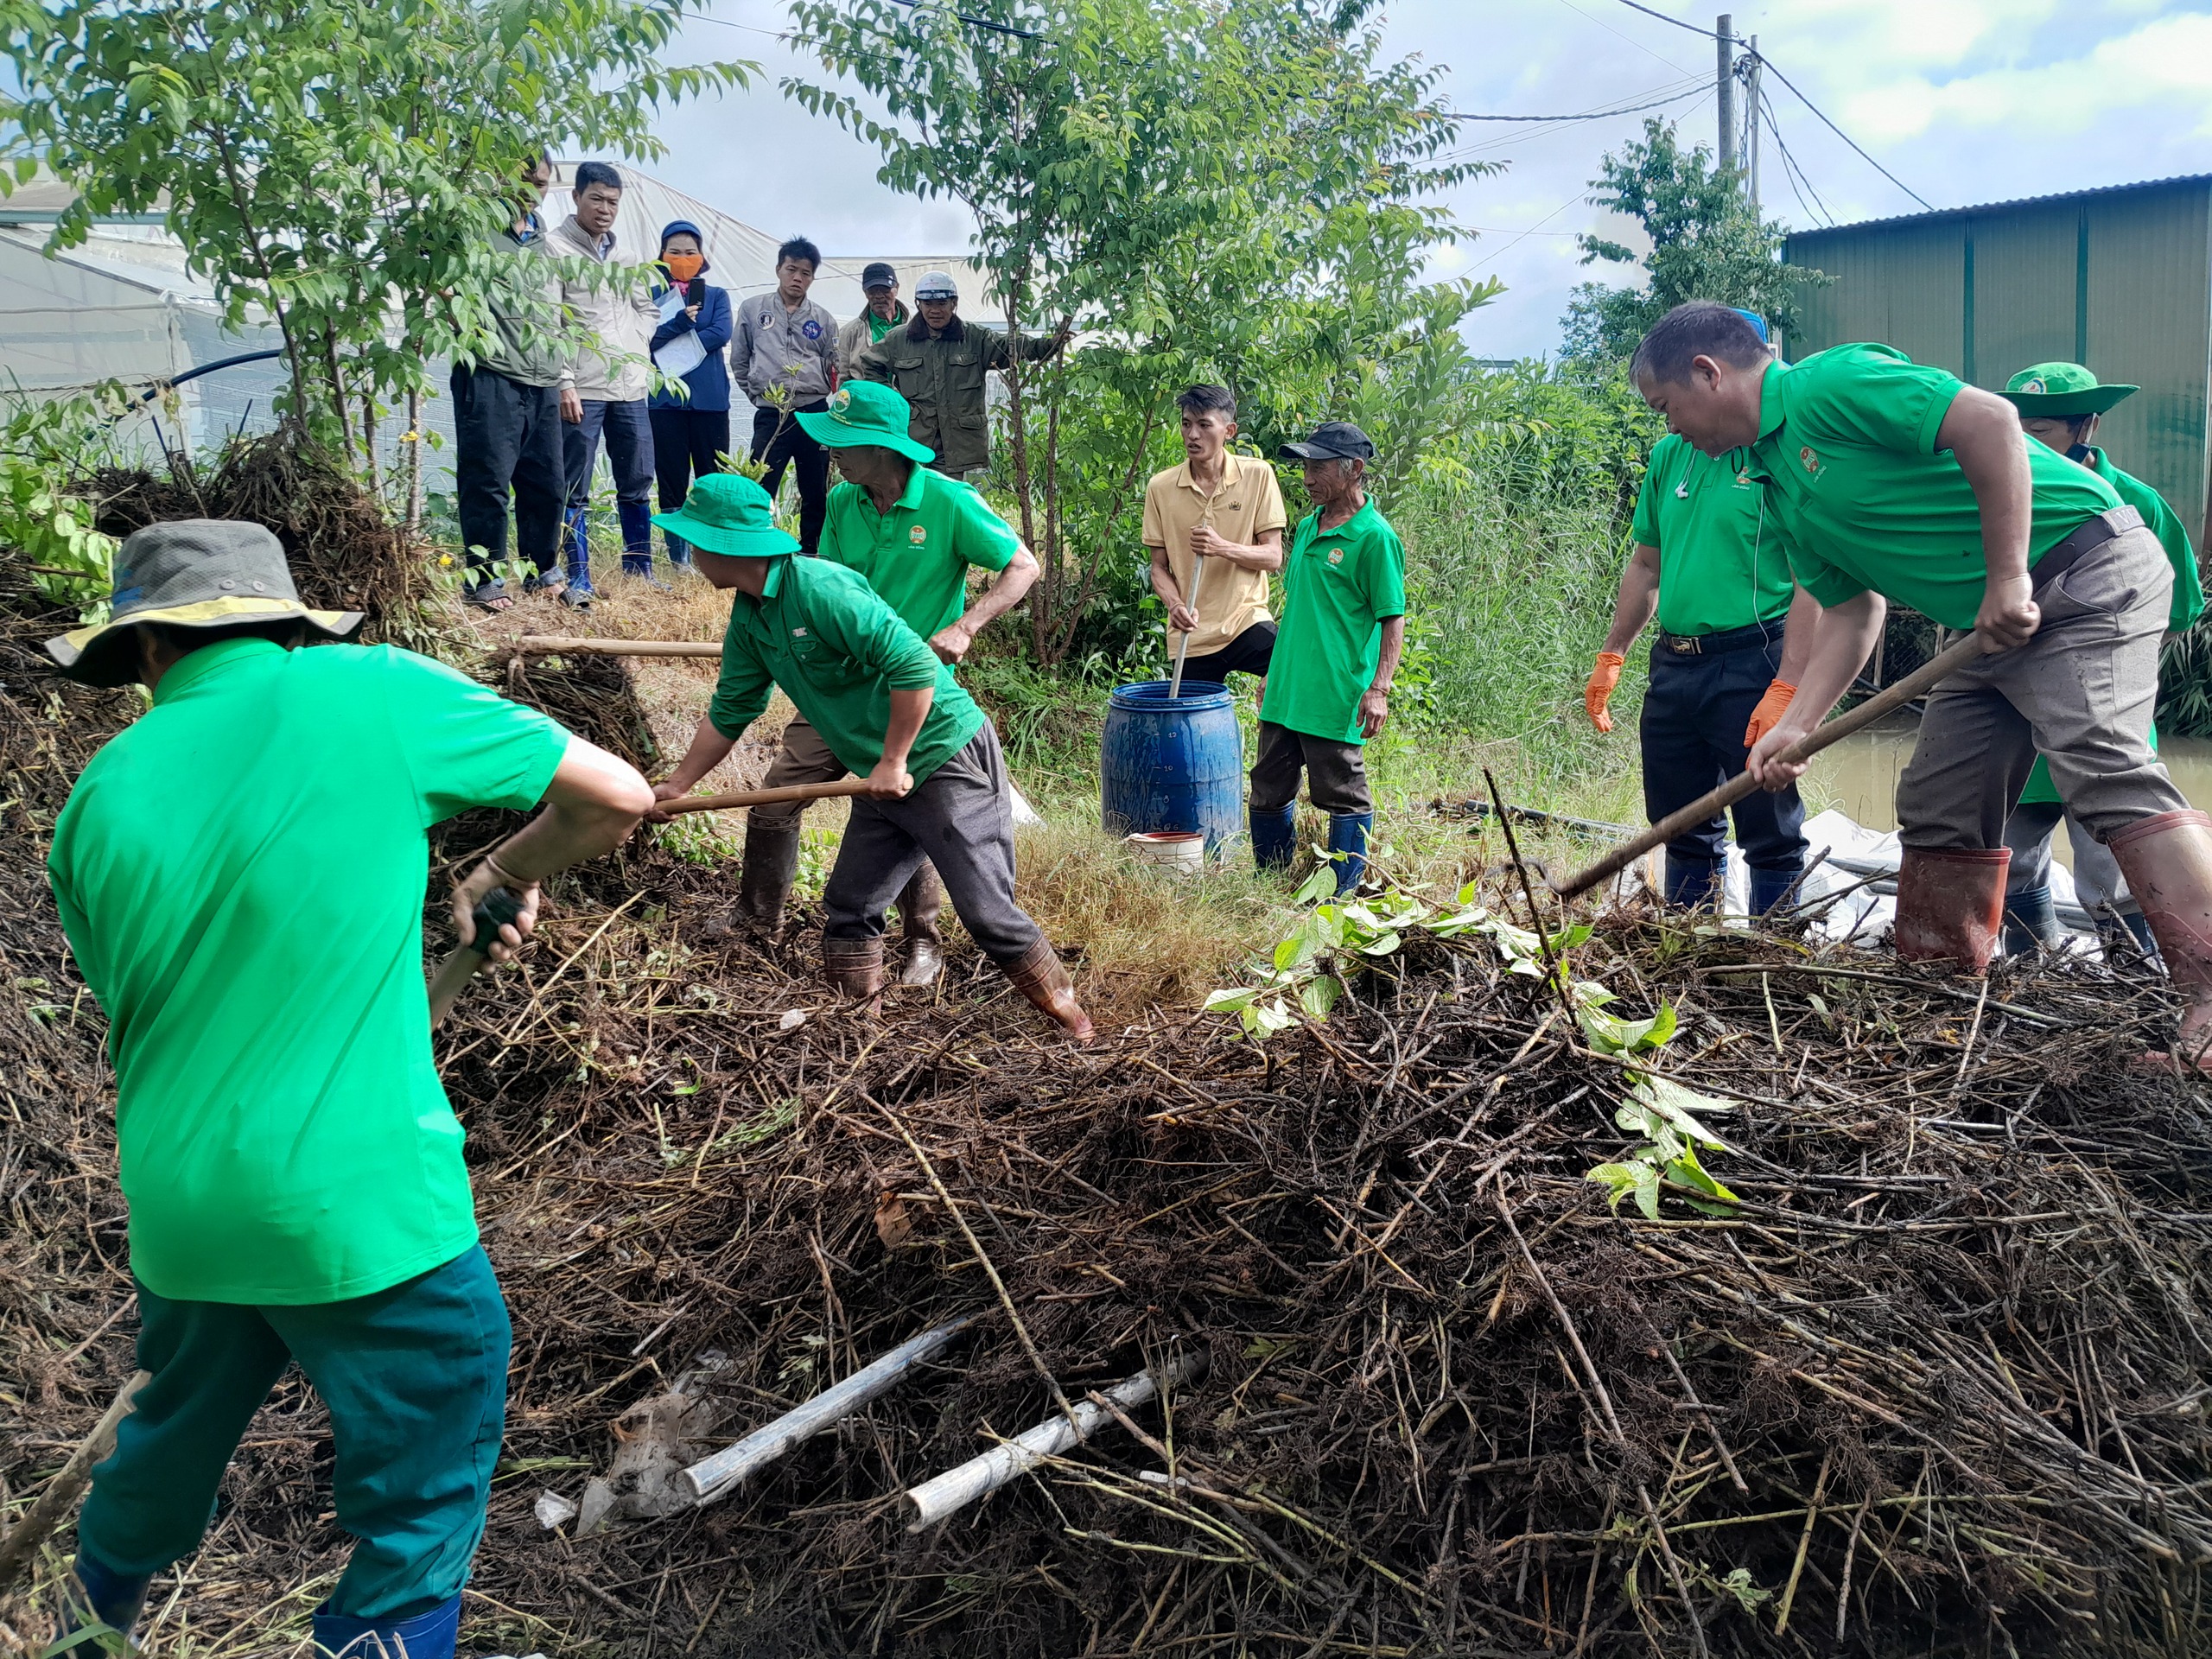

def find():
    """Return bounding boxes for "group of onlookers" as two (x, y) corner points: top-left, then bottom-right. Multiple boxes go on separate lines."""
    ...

(453, 158), (1068, 611)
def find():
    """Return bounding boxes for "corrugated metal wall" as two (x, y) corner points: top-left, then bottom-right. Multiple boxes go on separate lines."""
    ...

(1784, 178), (2212, 547)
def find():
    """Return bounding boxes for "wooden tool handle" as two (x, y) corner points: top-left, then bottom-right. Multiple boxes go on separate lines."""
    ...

(1551, 631), (1988, 900)
(516, 635), (723, 658)
(658, 777), (878, 816)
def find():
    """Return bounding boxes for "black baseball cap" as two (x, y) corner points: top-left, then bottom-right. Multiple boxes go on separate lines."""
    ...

(860, 261), (898, 290)
(1279, 421), (1375, 461)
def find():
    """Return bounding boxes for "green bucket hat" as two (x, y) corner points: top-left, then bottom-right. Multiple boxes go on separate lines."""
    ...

(795, 381), (935, 464)
(1999, 362), (2139, 417)
(650, 473), (803, 558)
(46, 518), (363, 688)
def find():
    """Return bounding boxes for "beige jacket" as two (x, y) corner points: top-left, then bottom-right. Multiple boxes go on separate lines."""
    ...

(546, 213), (660, 403)
(836, 301), (910, 378)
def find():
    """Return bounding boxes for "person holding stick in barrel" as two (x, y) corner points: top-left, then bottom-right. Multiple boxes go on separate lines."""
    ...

(1586, 309), (1815, 917)
(1633, 302), (2212, 1064)
(645, 473), (1092, 1040)
(1143, 384), (1287, 695)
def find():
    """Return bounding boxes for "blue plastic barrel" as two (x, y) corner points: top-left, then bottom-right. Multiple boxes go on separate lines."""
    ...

(1101, 680), (1244, 852)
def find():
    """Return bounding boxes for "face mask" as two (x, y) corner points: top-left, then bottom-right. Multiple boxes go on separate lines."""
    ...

(663, 252), (704, 283)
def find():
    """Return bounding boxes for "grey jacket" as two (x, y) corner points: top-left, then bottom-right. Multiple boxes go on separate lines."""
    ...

(854, 315), (1059, 475)
(836, 301), (910, 378)
(545, 213), (659, 403)
(474, 219), (567, 389)
(729, 291), (839, 409)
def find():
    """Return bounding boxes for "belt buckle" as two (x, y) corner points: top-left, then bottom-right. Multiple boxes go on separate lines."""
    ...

(1670, 637), (1698, 655)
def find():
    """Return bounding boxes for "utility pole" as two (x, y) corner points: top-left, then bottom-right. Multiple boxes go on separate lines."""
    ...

(1745, 35), (1761, 206)
(1716, 14), (1735, 173)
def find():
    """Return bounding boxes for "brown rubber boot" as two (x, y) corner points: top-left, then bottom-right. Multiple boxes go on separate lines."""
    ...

(896, 863), (946, 988)
(823, 937), (887, 1013)
(2107, 810), (2212, 1069)
(736, 819), (802, 937)
(996, 938), (1095, 1043)
(1893, 846), (2011, 972)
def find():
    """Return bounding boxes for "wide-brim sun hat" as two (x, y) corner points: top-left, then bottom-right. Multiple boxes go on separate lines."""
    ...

(46, 518), (362, 688)
(794, 382), (936, 465)
(1999, 361), (2139, 417)
(650, 473), (803, 557)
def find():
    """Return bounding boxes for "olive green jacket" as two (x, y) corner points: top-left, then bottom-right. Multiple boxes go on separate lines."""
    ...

(854, 318), (1058, 475)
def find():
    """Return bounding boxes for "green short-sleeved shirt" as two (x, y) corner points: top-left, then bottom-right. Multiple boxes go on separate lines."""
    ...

(1630, 433), (1790, 637)
(1745, 345), (2121, 632)
(2016, 444), (2199, 805)
(709, 554), (985, 779)
(1260, 499), (1408, 746)
(818, 465), (1019, 642)
(48, 639), (569, 1304)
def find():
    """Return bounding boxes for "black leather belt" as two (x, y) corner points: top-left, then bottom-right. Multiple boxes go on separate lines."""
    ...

(2031, 504), (2143, 593)
(1655, 620), (1784, 657)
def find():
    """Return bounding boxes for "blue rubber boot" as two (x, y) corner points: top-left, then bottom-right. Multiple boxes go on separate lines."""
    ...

(311, 1594), (461, 1659)
(61, 1549), (153, 1650)
(1663, 854), (1724, 910)
(2003, 885), (2061, 956)
(1249, 804), (1298, 871)
(561, 506), (594, 604)
(1749, 864), (1802, 918)
(619, 501), (667, 588)
(1326, 812), (1372, 896)
(665, 532), (693, 568)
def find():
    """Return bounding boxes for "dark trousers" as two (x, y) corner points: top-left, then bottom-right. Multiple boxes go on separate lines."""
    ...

(1249, 721), (1371, 816)
(751, 402), (830, 556)
(78, 1247), (510, 1621)
(1182, 620), (1277, 685)
(563, 398), (657, 513)
(1639, 629), (1806, 878)
(449, 365), (563, 581)
(649, 407), (728, 511)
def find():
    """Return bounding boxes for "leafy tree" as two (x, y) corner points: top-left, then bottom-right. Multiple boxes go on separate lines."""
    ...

(1561, 118), (1827, 363)
(786, 0), (1496, 664)
(0, 0), (749, 486)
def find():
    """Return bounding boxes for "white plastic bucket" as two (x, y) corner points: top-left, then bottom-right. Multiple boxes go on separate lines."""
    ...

(1126, 830), (1205, 876)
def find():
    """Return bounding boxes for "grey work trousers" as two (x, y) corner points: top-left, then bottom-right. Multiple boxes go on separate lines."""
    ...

(1897, 524), (2189, 850)
(2003, 799), (2136, 916)
(1249, 721), (1373, 816)
(752, 714), (940, 940)
(821, 722), (1043, 960)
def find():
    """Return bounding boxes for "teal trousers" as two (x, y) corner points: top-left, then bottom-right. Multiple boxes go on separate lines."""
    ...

(78, 1246), (510, 1621)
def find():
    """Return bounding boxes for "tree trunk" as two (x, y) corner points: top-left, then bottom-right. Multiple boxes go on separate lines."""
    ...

(359, 383), (384, 499)
(404, 386), (425, 531)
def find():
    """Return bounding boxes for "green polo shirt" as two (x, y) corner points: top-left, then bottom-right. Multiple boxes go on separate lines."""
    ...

(819, 464), (1020, 640)
(1745, 345), (2121, 632)
(2017, 444), (2200, 805)
(709, 554), (984, 779)
(48, 639), (569, 1304)
(1630, 433), (1790, 637)
(1260, 499), (1407, 746)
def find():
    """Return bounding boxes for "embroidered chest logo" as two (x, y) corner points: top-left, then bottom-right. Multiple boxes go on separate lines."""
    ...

(1735, 468), (1754, 487)
(800, 319), (823, 340)
(1798, 445), (1826, 480)
(910, 525), (927, 544)
(791, 627), (810, 639)
(1326, 547), (1344, 567)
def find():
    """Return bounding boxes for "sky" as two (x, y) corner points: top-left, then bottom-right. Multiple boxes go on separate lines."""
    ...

(647, 0), (2212, 359)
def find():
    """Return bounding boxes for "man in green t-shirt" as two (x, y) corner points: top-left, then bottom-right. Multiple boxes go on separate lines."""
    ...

(1249, 422), (1406, 895)
(1586, 309), (1818, 915)
(1994, 362), (2206, 955)
(1635, 302), (2212, 1064)
(727, 381), (1040, 988)
(43, 522), (652, 1659)
(646, 474), (1090, 1039)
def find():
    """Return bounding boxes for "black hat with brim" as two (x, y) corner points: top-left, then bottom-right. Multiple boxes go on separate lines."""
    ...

(1280, 420), (1376, 461)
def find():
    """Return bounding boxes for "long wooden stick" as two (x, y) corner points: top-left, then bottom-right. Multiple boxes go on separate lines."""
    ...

(1552, 631), (1987, 900)
(1167, 555), (1208, 699)
(0, 1370), (151, 1594)
(658, 778), (876, 817)
(516, 635), (722, 658)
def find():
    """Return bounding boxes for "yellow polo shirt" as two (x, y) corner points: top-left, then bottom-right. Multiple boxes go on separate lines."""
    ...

(1141, 451), (1288, 655)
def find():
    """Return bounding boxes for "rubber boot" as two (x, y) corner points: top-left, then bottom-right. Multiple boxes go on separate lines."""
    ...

(311, 1595), (461, 1659)
(823, 937), (886, 1014)
(735, 819), (801, 936)
(1663, 854), (1724, 910)
(1749, 864), (1802, 919)
(61, 1550), (152, 1650)
(2107, 809), (2212, 1067)
(619, 500), (668, 588)
(2003, 885), (2063, 956)
(1326, 812), (1372, 896)
(1249, 803), (1297, 872)
(1893, 846), (2011, 972)
(997, 938), (1095, 1042)
(561, 505), (594, 606)
(896, 863), (946, 988)
(665, 532), (693, 568)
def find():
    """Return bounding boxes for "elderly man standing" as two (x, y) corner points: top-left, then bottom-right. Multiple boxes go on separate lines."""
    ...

(1143, 384), (1287, 691)
(728, 382), (1039, 986)
(647, 474), (1090, 1039)
(550, 162), (663, 601)
(1249, 422), (1406, 895)
(46, 522), (652, 1659)
(837, 263), (909, 379)
(730, 236), (838, 555)
(854, 270), (1069, 479)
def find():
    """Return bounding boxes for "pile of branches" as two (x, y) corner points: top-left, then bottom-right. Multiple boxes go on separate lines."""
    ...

(5, 641), (2212, 1658)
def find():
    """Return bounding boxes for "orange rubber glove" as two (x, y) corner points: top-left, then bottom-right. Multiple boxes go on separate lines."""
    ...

(1584, 652), (1625, 733)
(1743, 678), (1798, 749)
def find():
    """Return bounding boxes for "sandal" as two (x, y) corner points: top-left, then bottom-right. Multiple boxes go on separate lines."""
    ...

(463, 578), (513, 613)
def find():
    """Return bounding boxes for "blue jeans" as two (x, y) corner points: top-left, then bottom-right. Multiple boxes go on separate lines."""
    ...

(1639, 627), (1806, 883)
(563, 398), (656, 515)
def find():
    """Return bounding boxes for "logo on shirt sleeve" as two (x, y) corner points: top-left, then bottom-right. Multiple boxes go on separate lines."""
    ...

(801, 319), (823, 340)
(910, 525), (927, 544)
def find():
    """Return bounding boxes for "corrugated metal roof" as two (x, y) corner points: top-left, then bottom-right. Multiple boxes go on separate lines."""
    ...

(1793, 174), (2212, 239)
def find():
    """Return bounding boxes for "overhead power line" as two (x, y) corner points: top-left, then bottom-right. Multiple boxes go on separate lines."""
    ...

(1440, 86), (1702, 123)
